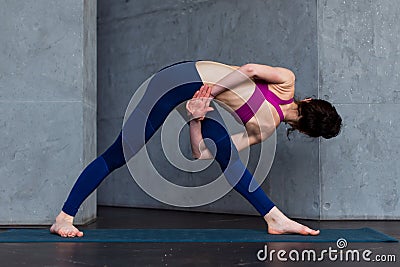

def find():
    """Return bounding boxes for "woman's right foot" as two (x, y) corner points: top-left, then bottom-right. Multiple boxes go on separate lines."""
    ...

(264, 206), (320, 235)
(50, 211), (83, 238)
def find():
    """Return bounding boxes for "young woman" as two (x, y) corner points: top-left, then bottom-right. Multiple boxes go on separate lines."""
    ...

(50, 61), (342, 237)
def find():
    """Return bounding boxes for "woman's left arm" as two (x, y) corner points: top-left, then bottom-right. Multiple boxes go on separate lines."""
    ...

(210, 63), (295, 97)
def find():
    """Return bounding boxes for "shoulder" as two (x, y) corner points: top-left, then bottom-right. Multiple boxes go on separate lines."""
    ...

(274, 67), (295, 82)
(242, 63), (295, 85)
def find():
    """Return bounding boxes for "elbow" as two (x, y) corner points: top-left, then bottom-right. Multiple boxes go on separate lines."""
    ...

(285, 69), (296, 83)
(240, 64), (257, 78)
(254, 133), (263, 144)
(258, 129), (273, 142)
(251, 131), (267, 145)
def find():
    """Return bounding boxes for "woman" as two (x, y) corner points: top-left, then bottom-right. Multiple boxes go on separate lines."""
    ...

(50, 61), (342, 237)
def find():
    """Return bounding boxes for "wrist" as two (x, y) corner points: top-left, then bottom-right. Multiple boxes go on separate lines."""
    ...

(187, 111), (197, 120)
(189, 117), (202, 123)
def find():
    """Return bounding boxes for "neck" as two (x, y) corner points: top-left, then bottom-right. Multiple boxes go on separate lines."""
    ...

(283, 102), (300, 124)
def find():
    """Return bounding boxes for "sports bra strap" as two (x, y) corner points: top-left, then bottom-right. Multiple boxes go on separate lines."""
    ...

(234, 86), (265, 124)
(257, 82), (293, 122)
(234, 81), (294, 124)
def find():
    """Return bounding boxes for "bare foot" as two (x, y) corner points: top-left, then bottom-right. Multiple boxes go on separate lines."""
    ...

(264, 206), (320, 236)
(50, 211), (83, 238)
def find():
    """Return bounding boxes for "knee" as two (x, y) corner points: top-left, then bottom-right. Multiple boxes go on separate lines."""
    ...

(211, 139), (239, 170)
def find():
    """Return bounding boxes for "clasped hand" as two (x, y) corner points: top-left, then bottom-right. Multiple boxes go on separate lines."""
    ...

(186, 84), (214, 120)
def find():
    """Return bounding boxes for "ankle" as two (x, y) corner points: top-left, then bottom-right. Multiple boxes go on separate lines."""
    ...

(56, 211), (74, 224)
(264, 206), (289, 224)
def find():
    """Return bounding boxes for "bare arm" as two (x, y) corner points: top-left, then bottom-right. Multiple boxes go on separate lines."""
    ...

(189, 119), (213, 159)
(186, 85), (214, 159)
(210, 63), (295, 97)
(230, 132), (259, 152)
(187, 85), (275, 159)
(190, 123), (268, 159)
(230, 121), (276, 152)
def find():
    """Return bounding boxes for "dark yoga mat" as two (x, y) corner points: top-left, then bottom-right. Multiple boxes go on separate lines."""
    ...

(0, 228), (397, 243)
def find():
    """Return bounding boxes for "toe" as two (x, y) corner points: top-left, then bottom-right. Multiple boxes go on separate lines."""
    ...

(312, 229), (320, 235)
(307, 228), (320, 235)
(59, 229), (67, 236)
(68, 230), (76, 237)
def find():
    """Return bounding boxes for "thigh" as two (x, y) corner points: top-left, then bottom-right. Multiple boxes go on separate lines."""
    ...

(200, 109), (240, 169)
(122, 61), (203, 157)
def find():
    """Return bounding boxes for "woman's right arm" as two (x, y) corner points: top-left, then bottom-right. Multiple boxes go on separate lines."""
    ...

(186, 85), (214, 159)
(189, 119), (213, 159)
(190, 122), (262, 159)
(187, 84), (275, 159)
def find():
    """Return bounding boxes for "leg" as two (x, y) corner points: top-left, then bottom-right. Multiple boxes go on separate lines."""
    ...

(200, 110), (319, 235)
(200, 110), (275, 215)
(51, 132), (126, 237)
(51, 100), (185, 237)
(51, 95), (191, 237)
(51, 62), (203, 237)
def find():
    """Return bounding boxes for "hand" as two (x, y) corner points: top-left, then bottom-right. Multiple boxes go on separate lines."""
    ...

(186, 84), (214, 120)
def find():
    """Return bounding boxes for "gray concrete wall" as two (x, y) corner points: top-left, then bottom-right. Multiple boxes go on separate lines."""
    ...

(97, 0), (319, 218)
(0, 0), (97, 225)
(318, 0), (400, 219)
(98, 0), (400, 220)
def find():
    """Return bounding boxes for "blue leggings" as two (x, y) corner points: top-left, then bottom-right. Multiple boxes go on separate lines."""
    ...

(62, 61), (275, 217)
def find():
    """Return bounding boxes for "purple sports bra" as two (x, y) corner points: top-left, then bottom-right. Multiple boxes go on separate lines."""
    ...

(234, 80), (294, 124)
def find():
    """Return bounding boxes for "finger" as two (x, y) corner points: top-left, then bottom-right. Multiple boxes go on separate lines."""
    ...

(193, 90), (200, 99)
(199, 86), (207, 98)
(206, 85), (212, 97)
(205, 87), (213, 105)
(206, 96), (212, 107)
(207, 107), (214, 112)
(199, 92), (207, 102)
(202, 87), (210, 99)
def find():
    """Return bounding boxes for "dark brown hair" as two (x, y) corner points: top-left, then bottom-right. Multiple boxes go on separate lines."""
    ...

(287, 98), (342, 139)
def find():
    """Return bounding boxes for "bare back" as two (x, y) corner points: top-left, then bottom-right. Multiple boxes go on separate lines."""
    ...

(195, 61), (295, 139)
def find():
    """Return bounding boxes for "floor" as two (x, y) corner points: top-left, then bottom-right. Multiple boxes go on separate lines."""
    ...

(0, 206), (399, 267)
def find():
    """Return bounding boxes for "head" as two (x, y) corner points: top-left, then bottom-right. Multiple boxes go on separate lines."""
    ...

(287, 98), (342, 139)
